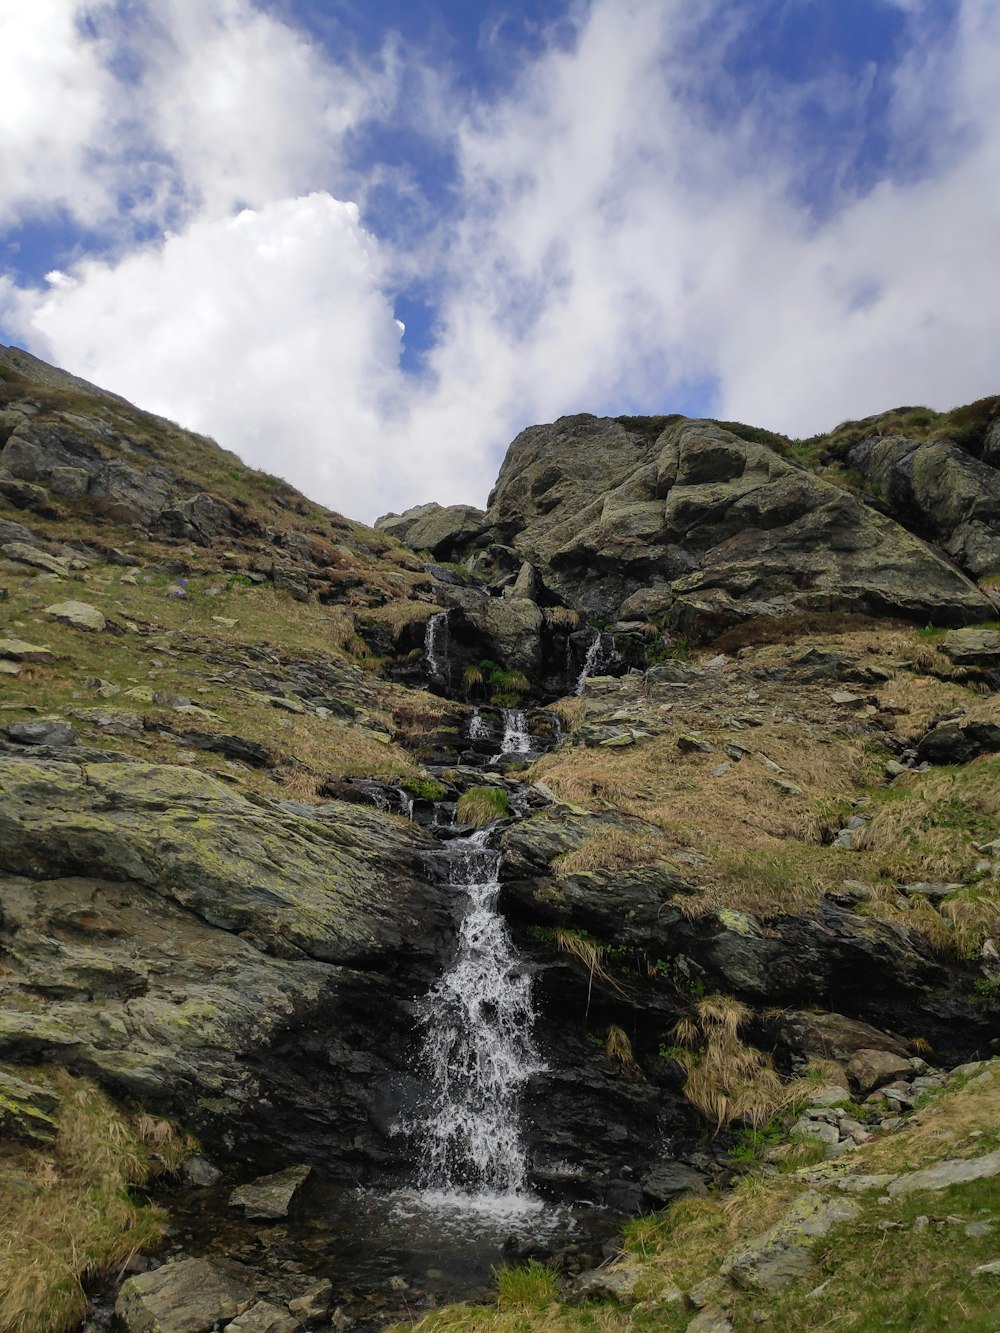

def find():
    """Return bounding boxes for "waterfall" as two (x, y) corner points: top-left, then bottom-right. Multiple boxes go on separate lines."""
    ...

(574, 630), (605, 696)
(424, 611), (449, 680)
(498, 709), (531, 756)
(411, 830), (541, 1196)
(468, 708), (490, 741)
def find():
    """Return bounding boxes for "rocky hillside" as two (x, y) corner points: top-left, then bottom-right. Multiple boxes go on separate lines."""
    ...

(1, 343), (999, 1332)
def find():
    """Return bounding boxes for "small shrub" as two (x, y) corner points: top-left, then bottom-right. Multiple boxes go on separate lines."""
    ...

(456, 785), (510, 826)
(494, 1260), (560, 1309)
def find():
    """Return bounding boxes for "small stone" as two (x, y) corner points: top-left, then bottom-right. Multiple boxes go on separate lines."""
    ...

(230, 1164), (312, 1219)
(711, 763), (732, 777)
(884, 760), (908, 780)
(830, 690), (864, 707)
(1, 541), (67, 575)
(44, 599), (106, 631)
(686, 1312), (733, 1333)
(888, 1151), (1000, 1197)
(966, 1222), (993, 1238)
(677, 734), (714, 753)
(287, 1278), (333, 1320)
(847, 1048), (913, 1096)
(228, 1301), (301, 1333)
(972, 1260), (1000, 1277)
(183, 1153), (223, 1187)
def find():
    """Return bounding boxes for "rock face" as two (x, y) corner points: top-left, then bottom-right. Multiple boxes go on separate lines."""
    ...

(465, 416), (995, 633)
(0, 752), (453, 1166)
(849, 434), (1000, 581)
(115, 1257), (255, 1333)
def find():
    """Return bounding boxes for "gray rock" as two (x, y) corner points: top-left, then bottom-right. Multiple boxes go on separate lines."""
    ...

(686, 1313), (733, 1333)
(0, 518), (40, 545)
(569, 1263), (651, 1302)
(1, 542), (67, 575)
(115, 1257), (255, 1332)
(641, 1160), (709, 1204)
(720, 1190), (860, 1290)
(472, 415), (994, 628)
(182, 1154), (223, 1187)
(0, 637), (55, 663)
(972, 1259), (1000, 1277)
(44, 599), (107, 631)
(939, 627), (1000, 668)
(5, 720), (79, 747)
(0, 1070), (60, 1143)
(374, 502), (488, 560)
(230, 1164), (312, 1218)
(847, 1048), (913, 1096)
(228, 1302), (301, 1333)
(887, 1150), (1000, 1197)
(48, 466), (90, 498)
(287, 1279), (333, 1320)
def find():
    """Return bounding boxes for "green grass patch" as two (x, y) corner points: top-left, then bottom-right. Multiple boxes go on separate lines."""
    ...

(456, 785), (510, 826)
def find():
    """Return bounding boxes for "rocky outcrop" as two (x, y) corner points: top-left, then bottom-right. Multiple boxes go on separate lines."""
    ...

(849, 434), (1000, 582)
(374, 501), (488, 559)
(0, 751), (453, 1167)
(468, 416), (995, 633)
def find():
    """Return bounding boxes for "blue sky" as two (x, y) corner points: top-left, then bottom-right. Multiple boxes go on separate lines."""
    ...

(0, 1), (996, 521)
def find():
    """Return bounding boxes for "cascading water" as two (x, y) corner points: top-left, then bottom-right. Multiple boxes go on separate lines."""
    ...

(410, 829), (542, 1198)
(574, 630), (605, 696)
(468, 708), (491, 741)
(424, 611), (449, 681)
(498, 708), (531, 756)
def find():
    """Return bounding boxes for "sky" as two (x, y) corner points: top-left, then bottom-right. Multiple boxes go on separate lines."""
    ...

(1, 0), (998, 524)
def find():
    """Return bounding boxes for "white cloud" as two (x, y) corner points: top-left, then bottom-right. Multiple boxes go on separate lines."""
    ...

(2, 0), (1000, 525)
(0, 0), (120, 227)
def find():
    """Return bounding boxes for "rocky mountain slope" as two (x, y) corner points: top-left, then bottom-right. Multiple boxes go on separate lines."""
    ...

(1, 343), (999, 1332)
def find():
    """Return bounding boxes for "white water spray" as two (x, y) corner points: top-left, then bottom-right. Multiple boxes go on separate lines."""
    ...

(468, 708), (490, 741)
(574, 631), (605, 696)
(424, 612), (449, 680)
(498, 709), (531, 755)
(411, 830), (542, 1195)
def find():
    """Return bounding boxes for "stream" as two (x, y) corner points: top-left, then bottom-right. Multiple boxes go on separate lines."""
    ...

(100, 704), (625, 1330)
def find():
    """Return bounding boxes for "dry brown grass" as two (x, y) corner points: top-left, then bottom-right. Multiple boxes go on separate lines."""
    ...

(547, 697), (586, 733)
(556, 826), (672, 875)
(357, 599), (444, 635)
(0, 1070), (167, 1333)
(670, 996), (808, 1129)
(544, 607), (581, 630)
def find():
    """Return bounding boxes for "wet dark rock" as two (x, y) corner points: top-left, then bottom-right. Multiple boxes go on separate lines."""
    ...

(641, 1160), (709, 1205)
(916, 719), (1000, 765)
(230, 1164), (313, 1219)
(229, 1302), (301, 1332)
(179, 730), (273, 767)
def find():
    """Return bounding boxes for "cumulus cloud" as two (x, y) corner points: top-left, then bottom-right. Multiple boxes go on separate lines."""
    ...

(0, 0), (121, 227)
(2, 0), (1000, 523)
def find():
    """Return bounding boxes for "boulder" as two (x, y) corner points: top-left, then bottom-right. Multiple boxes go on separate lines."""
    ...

(374, 502), (488, 560)
(847, 1048), (914, 1096)
(229, 1164), (312, 1218)
(44, 599), (107, 631)
(0, 638), (56, 663)
(1, 541), (68, 575)
(641, 1160), (709, 1205)
(939, 627), (1000, 668)
(5, 720), (79, 747)
(115, 1257), (254, 1333)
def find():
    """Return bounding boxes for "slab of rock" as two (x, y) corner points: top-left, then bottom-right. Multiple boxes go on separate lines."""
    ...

(887, 1150), (1000, 1198)
(569, 1263), (647, 1302)
(374, 502), (488, 560)
(228, 1301), (301, 1333)
(0, 1070), (59, 1143)
(972, 1259), (1000, 1278)
(230, 1164), (312, 1218)
(939, 627), (1000, 668)
(44, 599), (106, 631)
(686, 1314), (733, 1333)
(0, 637), (55, 663)
(115, 1257), (254, 1333)
(720, 1190), (860, 1290)
(1, 541), (67, 575)
(847, 1048), (913, 1096)
(5, 720), (79, 747)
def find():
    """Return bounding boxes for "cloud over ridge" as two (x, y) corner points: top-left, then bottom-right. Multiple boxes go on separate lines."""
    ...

(1, 0), (999, 521)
